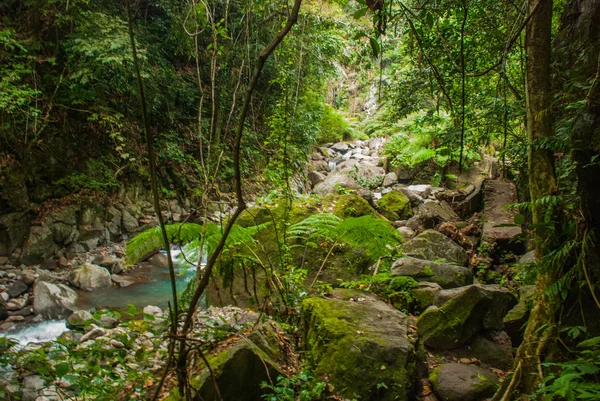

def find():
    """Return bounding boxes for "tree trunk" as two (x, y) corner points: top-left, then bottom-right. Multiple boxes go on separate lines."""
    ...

(495, 1), (558, 399)
(519, 0), (557, 395)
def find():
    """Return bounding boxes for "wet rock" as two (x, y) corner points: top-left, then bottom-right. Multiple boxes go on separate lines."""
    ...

(403, 230), (468, 266)
(33, 281), (78, 319)
(111, 275), (136, 288)
(302, 289), (415, 401)
(147, 253), (168, 268)
(430, 363), (497, 401)
(391, 257), (472, 289)
(417, 285), (517, 349)
(92, 254), (123, 275)
(7, 280), (29, 298)
(68, 263), (111, 290)
(378, 190), (413, 220)
(67, 310), (93, 329)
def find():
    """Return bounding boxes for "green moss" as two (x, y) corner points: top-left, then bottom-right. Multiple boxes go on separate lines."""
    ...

(326, 194), (376, 218)
(302, 290), (414, 401)
(378, 191), (412, 220)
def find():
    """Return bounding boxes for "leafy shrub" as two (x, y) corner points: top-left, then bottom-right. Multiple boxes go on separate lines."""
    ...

(317, 104), (354, 144)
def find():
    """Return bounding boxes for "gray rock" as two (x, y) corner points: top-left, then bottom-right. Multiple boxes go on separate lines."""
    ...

(397, 226), (416, 239)
(7, 280), (29, 298)
(383, 172), (398, 187)
(308, 160), (329, 172)
(397, 187), (424, 206)
(410, 282), (443, 310)
(47, 205), (80, 245)
(0, 212), (31, 257)
(68, 263), (112, 291)
(112, 275), (136, 288)
(33, 281), (78, 319)
(407, 184), (432, 198)
(430, 363), (498, 401)
(308, 171), (326, 187)
(121, 209), (139, 233)
(146, 252), (168, 268)
(67, 310), (93, 329)
(418, 201), (461, 228)
(403, 230), (468, 266)
(391, 257), (472, 289)
(20, 270), (36, 285)
(405, 216), (422, 231)
(519, 250), (537, 264)
(92, 254), (123, 275)
(21, 225), (59, 265)
(417, 285), (517, 349)
(331, 142), (349, 152)
(143, 305), (163, 317)
(312, 159), (385, 195)
(105, 206), (123, 241)
(469, 331), (514, 370)
(80, 327), (106, 342)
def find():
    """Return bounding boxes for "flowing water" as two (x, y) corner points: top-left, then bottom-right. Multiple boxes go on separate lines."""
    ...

(1, 245), (206, 346)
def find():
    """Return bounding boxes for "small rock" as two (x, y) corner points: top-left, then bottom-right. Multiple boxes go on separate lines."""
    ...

(0, 256), (8, 265)
(21, 270), (36, 286)
(407, 184), (432, 198)
(0, 292), (8, 302)
(8, 280), (29, 298)
(110, 339), (125, 349)
(143, 305), (163, 317)
(146, 253), (168, 268)
(397, 226), (416, 239)
(68, 263), (112, 291)
(5, 315), (25, 322)
(67, 310), (93, 329)
(58, 256), (69, 269)
(111, 275), (136, 288)
(430, 363), (497, 401)
(80, 327), (106, 342)
(383, 172), (398, 187)
(39, 258), (58, 271)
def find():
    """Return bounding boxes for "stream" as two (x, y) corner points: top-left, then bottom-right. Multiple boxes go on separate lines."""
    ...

(1, 245), (206, 346)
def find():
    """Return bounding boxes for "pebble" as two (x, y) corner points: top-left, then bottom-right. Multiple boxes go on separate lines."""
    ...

(7, 272), (17, 279)
(110, 340), (125, 349)
(0, 292), (8, 302)
(6, 315), (25, 322)
(80, 327), (106, 342)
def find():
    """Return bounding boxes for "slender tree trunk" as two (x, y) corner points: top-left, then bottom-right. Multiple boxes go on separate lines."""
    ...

(495, 0), (558, 398)
(519, 0), (557, 394)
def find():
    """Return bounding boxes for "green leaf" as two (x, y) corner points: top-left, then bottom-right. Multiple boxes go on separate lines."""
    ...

(55, 362), (70, 378)
(369, 37), (380, 58)
(514, 214), (525, 225)
(353, 7), (369, 19)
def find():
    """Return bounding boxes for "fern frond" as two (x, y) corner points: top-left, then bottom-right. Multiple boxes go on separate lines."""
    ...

(335, 215), (402, 259)
(288, 213), (342, 242)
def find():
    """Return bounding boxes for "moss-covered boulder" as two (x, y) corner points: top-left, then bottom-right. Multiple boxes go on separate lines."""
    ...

(164, 323), (286, 401)
(302, 289), (416, 401)
(209, 195), (379, 307)
(410, 282), (442, 311)
(391, 257), (472, 289)
(403, 230), (468, 266)
(417, 285), (516, 349)
(430, 363), (498, 401)
(378, 190), (412, 220)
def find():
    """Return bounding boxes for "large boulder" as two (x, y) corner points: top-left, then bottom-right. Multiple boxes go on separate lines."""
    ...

(378, 190), (413, 220)
(164, 324), (285, 401)
(33, 281), (78, 319)
(417, 285), (517, 349)
(418, 201), (461, 228)
(308, 171), (326, 187)
(21, 225), (59, 265)
(0, 212), (31, 258)
(68, 263), (112, 291)
(430, 363), (498, 401)
(47, 205), (80, 245)
(403, 230), (468, 266)
(302, 289), (415, 401)
(391, 257), (472, 289)
(312, 159), (385, 195)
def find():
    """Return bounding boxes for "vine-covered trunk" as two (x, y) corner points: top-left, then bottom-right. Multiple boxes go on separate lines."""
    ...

(519, 0), (558, 395)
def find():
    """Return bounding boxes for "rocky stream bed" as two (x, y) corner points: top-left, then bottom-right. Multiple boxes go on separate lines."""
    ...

(0, 138), (535, 401)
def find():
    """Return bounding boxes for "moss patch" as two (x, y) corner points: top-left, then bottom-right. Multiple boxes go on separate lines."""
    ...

(378, 190), (412, 220)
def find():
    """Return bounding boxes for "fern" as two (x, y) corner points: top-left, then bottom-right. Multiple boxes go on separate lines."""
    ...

(287, 213), (341, 243)
(125, 222), (269, 266)
(335, 215), (402, 259)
